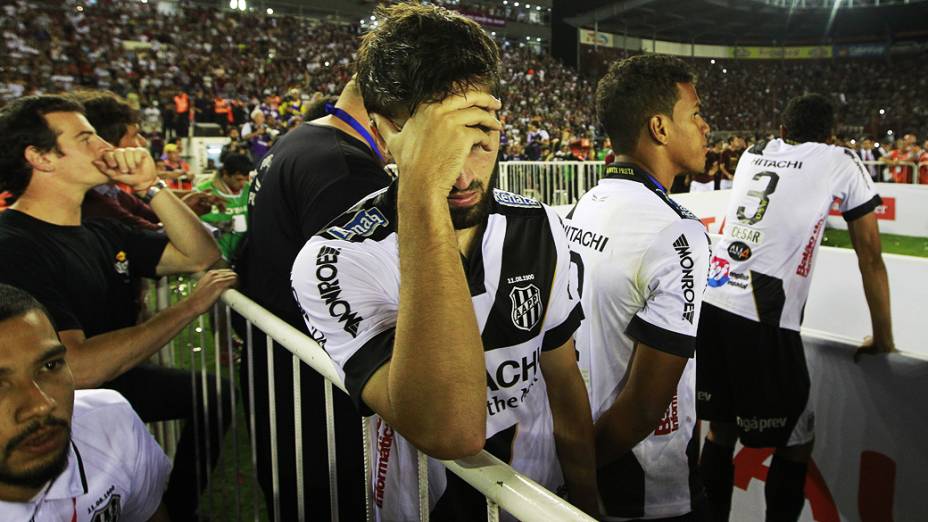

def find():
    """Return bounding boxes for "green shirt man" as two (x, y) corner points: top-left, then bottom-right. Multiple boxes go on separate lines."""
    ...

(194, 153), (253, 261)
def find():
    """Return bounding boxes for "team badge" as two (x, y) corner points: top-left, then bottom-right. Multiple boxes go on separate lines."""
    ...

(91, 494), (122, 522)
(113, 251), (129, 276)
(707, 256), (731, 288)
(509, 284), (543, 331)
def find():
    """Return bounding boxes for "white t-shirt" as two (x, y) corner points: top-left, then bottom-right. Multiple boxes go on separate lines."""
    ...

(291, 183), (583, 520)
(705, 139), (881, 330)
(566, 163), (710, 519)
(0, 390), (171, 522)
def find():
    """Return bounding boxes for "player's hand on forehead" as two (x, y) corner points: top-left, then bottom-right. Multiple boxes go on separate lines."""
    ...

(373, 88), (501, 193)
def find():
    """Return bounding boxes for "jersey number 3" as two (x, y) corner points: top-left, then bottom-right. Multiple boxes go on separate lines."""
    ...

(737, 171), (779, 225)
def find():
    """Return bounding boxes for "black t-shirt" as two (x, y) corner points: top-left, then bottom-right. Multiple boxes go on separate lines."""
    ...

(0, 210), (167, 336)
(238, 122), (391, 330)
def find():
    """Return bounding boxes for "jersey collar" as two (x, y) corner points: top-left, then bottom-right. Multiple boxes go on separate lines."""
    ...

(602, 162), (667, 192)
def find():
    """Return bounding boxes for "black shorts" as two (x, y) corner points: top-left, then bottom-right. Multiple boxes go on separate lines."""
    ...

(695, 303), (814, 448)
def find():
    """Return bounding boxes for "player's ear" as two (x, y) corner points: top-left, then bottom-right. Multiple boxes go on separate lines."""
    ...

(648, 114), (670, 146)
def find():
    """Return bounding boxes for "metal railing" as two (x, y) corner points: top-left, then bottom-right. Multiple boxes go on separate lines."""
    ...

(151, 276), (594, 521)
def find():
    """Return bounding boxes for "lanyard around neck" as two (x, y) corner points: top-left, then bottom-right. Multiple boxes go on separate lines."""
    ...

(325, 103), (385, 163)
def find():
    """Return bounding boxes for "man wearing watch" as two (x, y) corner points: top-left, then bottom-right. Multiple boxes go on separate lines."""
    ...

(0, 95), (237, 521)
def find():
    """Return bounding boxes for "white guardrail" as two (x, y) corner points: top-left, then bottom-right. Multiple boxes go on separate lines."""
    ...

(151, 276), (594, 521)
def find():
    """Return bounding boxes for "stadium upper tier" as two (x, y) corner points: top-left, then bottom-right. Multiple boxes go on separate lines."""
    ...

(2, 0), (925, 143)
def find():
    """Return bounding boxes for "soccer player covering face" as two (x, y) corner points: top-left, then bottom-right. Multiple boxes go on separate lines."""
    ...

(291, 4), (598, 519)
(565, 55), (712, 521)
(695, 94), (893, 522)
(0, 284), (170, 521)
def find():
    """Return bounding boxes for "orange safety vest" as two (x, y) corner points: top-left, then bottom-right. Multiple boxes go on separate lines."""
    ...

(174, 93), (189, 114)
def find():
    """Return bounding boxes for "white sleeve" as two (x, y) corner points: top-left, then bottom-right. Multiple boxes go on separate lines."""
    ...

(540, 206), (583, 351)
(835, 148), (881, 221)
(121, 400), (172, 521)
(291, 237), (397, 414)
(628, 219), (710, 358)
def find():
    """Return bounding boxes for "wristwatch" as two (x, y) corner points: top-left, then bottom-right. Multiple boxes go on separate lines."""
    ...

(138, 179), (167, 203)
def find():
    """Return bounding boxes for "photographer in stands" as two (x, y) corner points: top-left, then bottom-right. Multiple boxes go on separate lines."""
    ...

(0, 95), (236, 521)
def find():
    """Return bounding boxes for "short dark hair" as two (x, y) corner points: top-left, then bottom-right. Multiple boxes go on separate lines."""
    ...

(0, 95), (85, 197)
(595, 54), (695, 154)
(221, 153), (253, 176)
(71, 90), (139, 145)
(356, 3), (501, 119)
(782, 93), (834, 144)
(0, 283), (54, 327)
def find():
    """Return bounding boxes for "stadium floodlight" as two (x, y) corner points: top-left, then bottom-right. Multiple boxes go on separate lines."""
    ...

(370, 15), (376, 20)
(526, 3), (531, 8)
(229, 0), (235, 9)
(237, 0), (246, 11)
(491, 31), (497, 35)
(722, 68), (727, 73)
(537, 5), (542, 9)
(514, 2), (520, 6)
(888, 130), (894, 135)
(879, 109), (886, 115)
(711, 59), (716, 64)
(266, 7), (273, 14)
(503, 0), (508, 5)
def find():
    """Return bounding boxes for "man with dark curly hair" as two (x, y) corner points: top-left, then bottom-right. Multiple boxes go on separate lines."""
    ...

(292, 3), (598, 519)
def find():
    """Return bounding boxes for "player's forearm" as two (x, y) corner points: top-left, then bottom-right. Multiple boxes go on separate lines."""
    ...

(392, 190), (486, 441)
(67, 300), (199, 388)
(548, 369), (599, 515)
(593, 392), (664, 467)
(150, 190), (220, 271)
(859, 256), (894, 347)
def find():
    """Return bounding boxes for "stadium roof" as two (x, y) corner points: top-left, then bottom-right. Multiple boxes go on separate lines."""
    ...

(562, 0), (928, 45)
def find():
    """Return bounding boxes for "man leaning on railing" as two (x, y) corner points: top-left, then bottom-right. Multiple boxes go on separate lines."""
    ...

(0, 95), (237, 521)
(291, 4), (598, 520)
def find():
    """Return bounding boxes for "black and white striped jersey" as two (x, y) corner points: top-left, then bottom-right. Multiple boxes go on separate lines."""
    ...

(566, 163), (710, 519)
(705, 139), (881, 330)
(291, 181), (583, 520)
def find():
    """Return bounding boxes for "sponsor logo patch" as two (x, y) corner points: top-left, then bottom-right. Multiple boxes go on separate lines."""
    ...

(486, 347), (541, 415)
(327, 207), (389, 241)
(708, 256), (731, 288)
(113, 251), (129, 276)
(673, 235), (696, 323)
(313, 245), (363, 337)
(727, 241), (752, 261)
(736, 415), (788, 433)
(654, 393), (680, 435)
(494, 190), (541, 208)
(509, 284), (543, 331)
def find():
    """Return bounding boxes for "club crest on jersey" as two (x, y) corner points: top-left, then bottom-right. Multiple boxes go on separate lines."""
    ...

(90, 493), (121, 522)
(494, 190), (541, 208)
(708, 256), (731, 288)
(509, 284), (543, 331)
(327, 208), (389, 241)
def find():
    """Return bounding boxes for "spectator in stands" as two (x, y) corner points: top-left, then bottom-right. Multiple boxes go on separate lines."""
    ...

(719, 135), (744, 190)
(241, 108), (274, 163)
(194, 153), (251, 263)
(292, 4), (597, 519)
(220, 126), (250, 164)
(857, 137), (883, 182)
(692, 140), (722, 192)
(236, 76), (390, 521)
(160, 143), (192, 190)
(0, 284), (172, 522)
(0, 95), (236, 521)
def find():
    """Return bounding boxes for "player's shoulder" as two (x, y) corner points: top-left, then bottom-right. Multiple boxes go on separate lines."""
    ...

(316, 184), (396, 244)
(652, 216), (710, 254)
(489, 189), (547, 217)
(73, 389), (136, 421)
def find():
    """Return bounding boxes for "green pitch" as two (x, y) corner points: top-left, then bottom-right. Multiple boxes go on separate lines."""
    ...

(822, 229), (928, 258)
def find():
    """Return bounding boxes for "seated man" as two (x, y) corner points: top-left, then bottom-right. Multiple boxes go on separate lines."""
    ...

(291, 4), (597, 519)
(0, 284), (170, 521)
